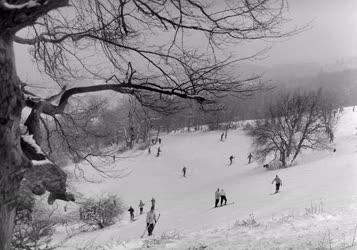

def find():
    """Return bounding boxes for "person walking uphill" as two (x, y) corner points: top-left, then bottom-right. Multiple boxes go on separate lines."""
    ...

(151, 197), (156, 209)
(229, 155), (234, 166)
(156, 147), (161, 157)
(248, 153), (253, 164)
(128, 206), (135, 221)
(220, 189), (227, 206)
(272, 175), (282, 193)
(215, 188), (220, 207)
(182, 166), (187, 177)
(139, 200), (145, 215)
(146, 206), (157, 236)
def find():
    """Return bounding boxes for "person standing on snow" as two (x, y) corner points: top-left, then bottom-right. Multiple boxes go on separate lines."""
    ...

(156, 147), (161, 157)
(146, 206), (157, 236)
(272, 175), (282, 193)
(220, 132), (224, 141)
(182, 166), (187, 177)
(220, 189), (227, 206)
(248, 153), (253, 164)
(139, 200), (145, 215)
(128, 206), (135, 221)
(229, 155), (234, 166)
(215, 188), (220, 207)
(151, 197), (156, 209)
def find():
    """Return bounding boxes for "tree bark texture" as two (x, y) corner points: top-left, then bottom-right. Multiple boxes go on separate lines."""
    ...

(0, 34), (28, 250)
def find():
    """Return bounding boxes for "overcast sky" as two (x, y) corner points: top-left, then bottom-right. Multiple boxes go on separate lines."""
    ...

(15, 0), (357, 87)
(263, 0), (357, 65)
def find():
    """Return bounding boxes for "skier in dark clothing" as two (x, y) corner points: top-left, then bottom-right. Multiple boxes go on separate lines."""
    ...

(146, 206), (157, 236)
(215, 188), (220, 207)
(182, 166), (187, 177)
(229, 155), (234, 166)
(272, 175), (282, 193)
(220, 132), (224, 141)
(248, 153), (253, 164)
(128, 206), (135, 221)
(156, 147), (161, 157)
(148, 146), (151, 154)
(220, 189), (227, 206)
(158, 138), (162, 144)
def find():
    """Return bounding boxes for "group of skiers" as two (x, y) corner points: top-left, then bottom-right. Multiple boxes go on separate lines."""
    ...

(127, 197), (158, 236)
(128, 198), (156, 220)
(148, 138), (162, 157)
(228, 153), (253, 166)
(214, 188), (228, 207)
(127, 198), (158, 236)
(131, 133), (284, 236)
(213, 175), (282, 207)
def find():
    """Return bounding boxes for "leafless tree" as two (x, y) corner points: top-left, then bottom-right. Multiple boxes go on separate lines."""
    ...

(0, 0), (294, 248)
(247, 90), (338, 168)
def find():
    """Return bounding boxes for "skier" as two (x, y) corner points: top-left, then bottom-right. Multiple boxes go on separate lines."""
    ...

(148, 146), (151, 154)
(248, 153), (253, 164)
(139, 200), (145, 215)
(146, 206), (157, 236)
(229, 155), (234, 166)
(156, 147), (161, 157)
(182, 166), (187, 177)
(158, 138), (162, 144)
(128, 206), (135, 221)
(220, 189), (227, 206)
(151, 197), (156, 209)
(215, 188), (220, 207)
(272, 175), (282, 193)
(220, 132), (224, 141)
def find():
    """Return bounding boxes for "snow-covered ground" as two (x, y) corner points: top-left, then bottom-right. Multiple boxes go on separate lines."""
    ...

(53, 107), (357, 249)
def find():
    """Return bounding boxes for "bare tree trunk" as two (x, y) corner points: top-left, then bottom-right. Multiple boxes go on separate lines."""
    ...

(0, 35), (26, 250)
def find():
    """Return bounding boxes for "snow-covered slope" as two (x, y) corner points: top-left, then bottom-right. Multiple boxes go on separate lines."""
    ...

(55, 107), (357, 249)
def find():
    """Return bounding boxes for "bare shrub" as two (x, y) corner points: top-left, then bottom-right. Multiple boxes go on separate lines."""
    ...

(79, 195), (124, 229)
(234, 213), (259, 227)
(11, 204), (56, 250)
(305, 201), (324, 216)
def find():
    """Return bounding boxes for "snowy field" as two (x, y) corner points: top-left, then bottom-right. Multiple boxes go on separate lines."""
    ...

(53, 107), (357, 249)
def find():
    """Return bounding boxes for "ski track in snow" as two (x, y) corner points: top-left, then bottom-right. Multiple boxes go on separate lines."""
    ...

(52, 107), (357, 249)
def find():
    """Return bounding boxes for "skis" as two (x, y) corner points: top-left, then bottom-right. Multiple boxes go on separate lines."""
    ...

(140, 213), (160, 238)
(211, 202), (235, 209)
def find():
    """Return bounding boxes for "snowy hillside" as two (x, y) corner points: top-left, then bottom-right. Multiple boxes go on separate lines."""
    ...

(54, 107), (357, 249)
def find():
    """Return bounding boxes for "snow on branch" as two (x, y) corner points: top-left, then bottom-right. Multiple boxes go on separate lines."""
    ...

(31, 159), (53, 166)
(0, 0), (45, 9)
(21, 134), (45, 156)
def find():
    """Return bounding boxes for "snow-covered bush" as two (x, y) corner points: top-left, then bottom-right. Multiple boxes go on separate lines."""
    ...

(79, 195), (124, 229)
(234, 213), (259, 227)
